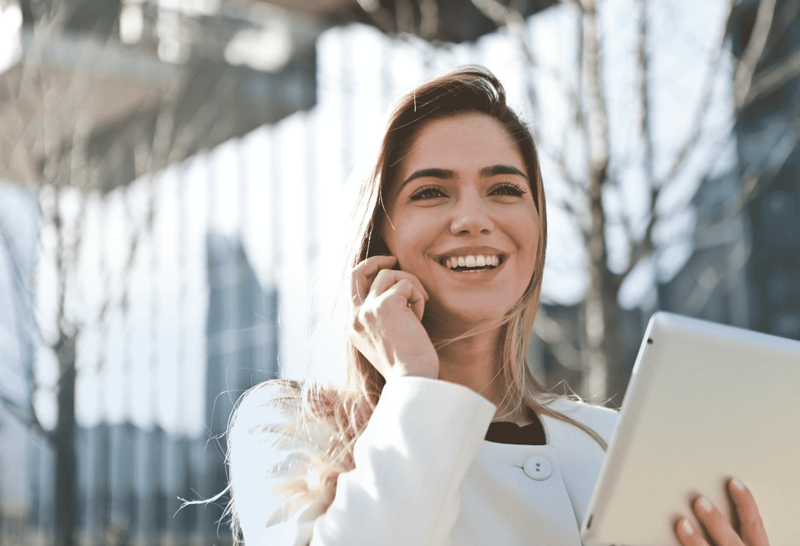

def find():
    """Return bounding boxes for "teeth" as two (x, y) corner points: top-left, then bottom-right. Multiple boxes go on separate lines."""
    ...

(443, 255), (501, 270)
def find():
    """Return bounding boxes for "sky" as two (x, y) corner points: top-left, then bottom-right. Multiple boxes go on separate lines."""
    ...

(0, 0), (737, 437)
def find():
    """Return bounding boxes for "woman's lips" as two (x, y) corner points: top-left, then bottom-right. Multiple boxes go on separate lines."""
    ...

(439, 254), (503, 270)
(434, 255), (507, 279)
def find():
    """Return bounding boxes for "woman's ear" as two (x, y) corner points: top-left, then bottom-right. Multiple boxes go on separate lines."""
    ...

(379, 242), (393, 259)
(370, 212), (393, 258)
(366, 234), (391, 259)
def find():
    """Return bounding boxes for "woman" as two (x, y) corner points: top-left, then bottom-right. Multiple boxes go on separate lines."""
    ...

(228, 66), (768, 545)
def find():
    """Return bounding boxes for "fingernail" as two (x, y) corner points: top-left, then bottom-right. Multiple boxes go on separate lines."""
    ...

(681, 519), (694, 535)
(732, 477), (746, 491)
(698, 496), (712, 513)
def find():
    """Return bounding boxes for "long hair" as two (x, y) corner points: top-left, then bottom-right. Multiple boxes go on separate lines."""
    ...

(226, 66), (607, 542)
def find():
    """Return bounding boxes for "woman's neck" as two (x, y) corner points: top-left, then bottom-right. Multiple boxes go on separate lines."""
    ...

(431, 327), (505, 406)
(425, 319), (531, 425)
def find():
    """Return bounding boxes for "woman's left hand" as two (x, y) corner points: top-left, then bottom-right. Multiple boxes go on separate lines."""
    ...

(675, 478), (769, 546)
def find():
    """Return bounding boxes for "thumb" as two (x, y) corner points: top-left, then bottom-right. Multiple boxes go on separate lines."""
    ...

(407, 285), (426, 322)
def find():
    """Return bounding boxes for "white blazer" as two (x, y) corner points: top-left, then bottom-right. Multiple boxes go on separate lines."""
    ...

(230, 377), (619, 546)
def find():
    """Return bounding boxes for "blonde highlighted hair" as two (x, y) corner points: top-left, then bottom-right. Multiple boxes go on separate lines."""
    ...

(225, 66), (607, 543)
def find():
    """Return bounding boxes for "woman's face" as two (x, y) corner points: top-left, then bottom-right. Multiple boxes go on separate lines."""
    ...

(380, 113), (540, 329)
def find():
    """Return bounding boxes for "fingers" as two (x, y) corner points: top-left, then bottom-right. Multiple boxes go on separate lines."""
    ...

(351, 256), (429, 309)
(674, 517), (708, 546)
(675, 480), (769, 546)
(728, 479), (769, 546)
(691, 495), (743, 546)
(351, 255), (397, 305)
(369, 269), (428, 303)
(408, 291), (425, 322)
(346, 256), (439, 381)
(379, 278), (426, 322)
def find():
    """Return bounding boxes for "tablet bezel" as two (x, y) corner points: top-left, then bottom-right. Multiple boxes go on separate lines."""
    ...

(580, 312), (800, 546)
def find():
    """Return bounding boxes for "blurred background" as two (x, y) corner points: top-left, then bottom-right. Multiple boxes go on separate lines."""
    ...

(0, 0), (798, 544)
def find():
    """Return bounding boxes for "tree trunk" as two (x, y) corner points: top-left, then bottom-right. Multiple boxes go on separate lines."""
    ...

(581, 165), (627, 404)
(580, 0), (627, 405)
(582, 256), (626, 404)
(601, 271), (626, 405)
(54, 332), (77, 546)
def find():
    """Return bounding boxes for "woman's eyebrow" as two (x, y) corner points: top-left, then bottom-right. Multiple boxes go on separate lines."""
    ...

(480, 164), (528, 180)
(398, 168), (456, 192)
(399, 164), (527, 193)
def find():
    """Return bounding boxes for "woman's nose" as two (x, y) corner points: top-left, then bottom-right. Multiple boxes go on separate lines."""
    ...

(449, 194), (494, 235)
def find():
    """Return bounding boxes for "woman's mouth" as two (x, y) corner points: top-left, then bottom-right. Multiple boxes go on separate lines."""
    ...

(439, 254), (504, 272)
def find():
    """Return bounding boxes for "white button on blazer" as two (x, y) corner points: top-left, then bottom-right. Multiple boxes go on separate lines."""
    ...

(230, 377), (619, 546)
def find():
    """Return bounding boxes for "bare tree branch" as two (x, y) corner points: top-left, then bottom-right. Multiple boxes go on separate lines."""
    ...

(0, 218), (36, 324)
(718, 127), (799, 221)
(471, 0), (538, 73)
(473, 0), (586, 112)
(679, 229), (751, 316)
(50, 187), (71, 337)
(581, 0), (609, 176)
(0, 389), (50, 441)
(581, 0), (611, 267)
(533, 308), (583, 371)
(734, 0), (778, 109)
(746, 48), (800, 105)
(553, 195), (584, 226)
(0, 214), (47, 439)
(637, 0), (654, 187)
(620, 0), (658, 279)
(657, 0), (735, 187)
(538, 143), (585, 192)
(694, 93), (800, 239)
(622, 204), (657, 278)
(167, 80), (230, 167)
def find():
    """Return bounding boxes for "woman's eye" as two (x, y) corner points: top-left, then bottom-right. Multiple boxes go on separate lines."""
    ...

(491, 183), (527, 197)
(410, 185), (447, 200)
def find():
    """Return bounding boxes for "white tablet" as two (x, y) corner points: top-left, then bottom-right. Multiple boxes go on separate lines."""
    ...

(580, 312), (800, 546)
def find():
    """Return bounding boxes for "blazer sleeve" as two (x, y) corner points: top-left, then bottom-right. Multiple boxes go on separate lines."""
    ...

(229, 376), (497, 546)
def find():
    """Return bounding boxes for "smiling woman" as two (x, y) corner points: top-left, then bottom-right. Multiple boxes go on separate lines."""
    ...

(381, 114), (540, 339)
(224, 66), (770, 546)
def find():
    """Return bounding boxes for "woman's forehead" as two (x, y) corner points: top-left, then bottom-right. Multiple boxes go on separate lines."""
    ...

(393, 113), (526, 183)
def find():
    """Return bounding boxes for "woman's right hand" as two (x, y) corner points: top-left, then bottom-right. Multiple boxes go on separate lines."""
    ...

(349, 255), (439, 381)
(675, 478), (769, 546)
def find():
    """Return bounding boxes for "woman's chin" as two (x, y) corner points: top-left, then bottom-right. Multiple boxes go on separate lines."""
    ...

(424, 301), (511, 333)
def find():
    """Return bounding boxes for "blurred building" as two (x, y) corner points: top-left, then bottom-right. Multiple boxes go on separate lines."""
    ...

(0, 184), (39, 545)
(22, 232), (277, 545)
(734, 0), (800, 340)
(658, 169), (751, 328)
(1, 0), (306, 543)
(2, 0), (798, 544)
(661, 0), (800, 342)
(529, 303), (648, 407)
(1, 0), (318, 192)
(201, 232), (280, 535)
